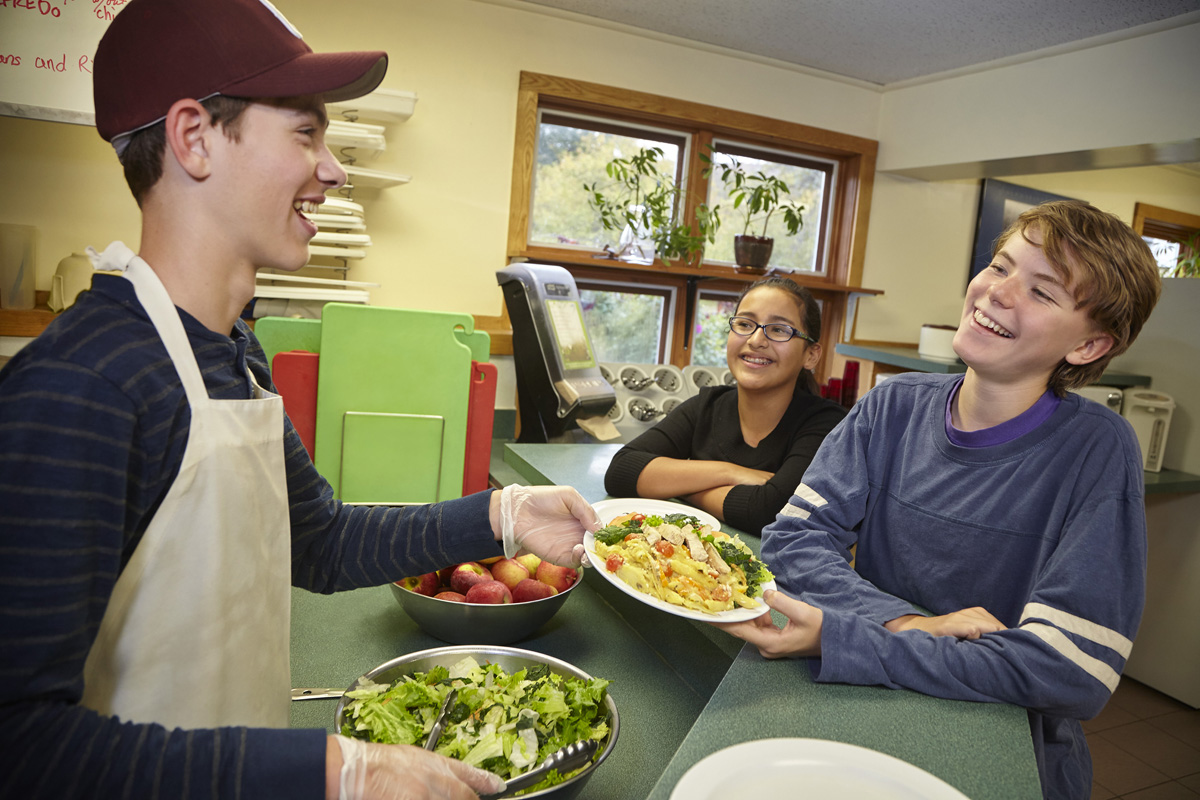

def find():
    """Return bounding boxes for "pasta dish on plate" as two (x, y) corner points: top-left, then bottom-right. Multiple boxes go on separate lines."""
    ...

(591, 511), (773, 614)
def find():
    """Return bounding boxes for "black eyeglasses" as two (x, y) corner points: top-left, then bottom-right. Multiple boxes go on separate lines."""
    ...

(728, 316), (816, 344)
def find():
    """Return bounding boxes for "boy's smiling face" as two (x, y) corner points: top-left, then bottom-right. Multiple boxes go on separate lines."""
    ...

(208, 96), (346, 273)
(952, 226), (1112, 389)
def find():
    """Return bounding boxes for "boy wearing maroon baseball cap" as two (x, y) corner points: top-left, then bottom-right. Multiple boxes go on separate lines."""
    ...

(0, 1), (599, 798)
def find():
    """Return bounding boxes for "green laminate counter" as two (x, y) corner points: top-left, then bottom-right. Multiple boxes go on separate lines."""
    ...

(287, 577), (733, 799)
(501, 442), (1042, 800)
(835, 342), (1152, 388)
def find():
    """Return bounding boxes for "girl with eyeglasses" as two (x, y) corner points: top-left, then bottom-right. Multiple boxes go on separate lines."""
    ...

(604, 276), (847, 535)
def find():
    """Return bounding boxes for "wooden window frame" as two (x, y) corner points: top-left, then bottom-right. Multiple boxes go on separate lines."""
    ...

(574, 274), (677, 363)
(504, 71), (879, 372)
(1133, 202), (1200, 244)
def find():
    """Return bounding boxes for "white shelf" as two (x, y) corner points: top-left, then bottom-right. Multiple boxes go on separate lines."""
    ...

(300, 262), (353, 272)
(309, 244), (367, 259)
(343, 164), (412, 189)
(311, 88), (415, 293)
(327, 120), (387, 155)
(257, 272), (379, 288)
(320, 197), (364, 217)
(310, 213), (366, 231)
(253, 284), (371, 303)
(311, 231), (371, 247)
(327, 88), (417, 123)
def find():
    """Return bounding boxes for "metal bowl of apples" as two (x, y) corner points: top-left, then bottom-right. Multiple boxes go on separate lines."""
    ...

(391, 554), (581, 645)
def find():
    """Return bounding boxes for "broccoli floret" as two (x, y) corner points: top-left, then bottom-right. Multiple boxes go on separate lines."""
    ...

(714, 541), (773, 597)
(662, 513), (701, 529)
(594, 525), (630, 545)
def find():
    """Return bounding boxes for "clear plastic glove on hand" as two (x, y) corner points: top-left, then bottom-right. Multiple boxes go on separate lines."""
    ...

(335, 734), (504, 800)
(499, 484), (602, 568)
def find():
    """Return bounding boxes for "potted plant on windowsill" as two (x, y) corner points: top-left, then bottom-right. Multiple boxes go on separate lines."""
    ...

(703, 153), (805, 274)
(584, 146), (719, 266)
(1167, 229), (1199, 278)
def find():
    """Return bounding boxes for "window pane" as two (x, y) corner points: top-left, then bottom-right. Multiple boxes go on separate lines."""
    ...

(1143, 235), (1181, 276)
(692, 293), (739, 367)
(579, 287), (665, 363)
(530, 116), (683, 251)
(705, 146), (830, 274)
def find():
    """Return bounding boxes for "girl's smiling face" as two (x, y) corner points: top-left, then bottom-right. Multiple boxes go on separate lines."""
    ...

(953, 226), (1112, 389)
(726, 286), (821, 393)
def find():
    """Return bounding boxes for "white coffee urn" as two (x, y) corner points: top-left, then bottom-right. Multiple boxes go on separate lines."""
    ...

(1121, 390), (1175, 472)
(1070, 385), (1123, 414)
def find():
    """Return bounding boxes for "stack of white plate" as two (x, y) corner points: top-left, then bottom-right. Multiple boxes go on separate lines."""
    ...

(308, 197), (370, 261)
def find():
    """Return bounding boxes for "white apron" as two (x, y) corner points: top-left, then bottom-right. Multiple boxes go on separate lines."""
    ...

(81, 242), (292, 729)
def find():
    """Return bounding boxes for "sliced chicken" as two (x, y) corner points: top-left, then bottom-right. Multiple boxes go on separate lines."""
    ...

(682, 529), (708, 562)
(703, 541), (731, 574)
(658, 524), (685, 546)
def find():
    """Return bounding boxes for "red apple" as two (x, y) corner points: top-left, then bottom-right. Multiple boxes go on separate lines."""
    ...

(397, 572), (440, 597)
(490, 558), (531, 591)
(515, 553), (542, 575)
(536, 562), (578, 593)
(465, 580), (513, 604)
(434, 590), (467, 602)
(513, 578), (558, 603)
(449, 562), (492, 594)
(437, 565), (457, 586)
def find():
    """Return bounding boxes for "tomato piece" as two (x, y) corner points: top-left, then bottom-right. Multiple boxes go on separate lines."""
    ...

(624, 533), (639, 542)
(654, 540), (675, 558)
(605, 554), (624, 572)
(631, 513), (646, 523)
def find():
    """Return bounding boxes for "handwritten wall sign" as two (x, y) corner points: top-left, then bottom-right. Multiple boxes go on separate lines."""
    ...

(0, 0), (129, 126)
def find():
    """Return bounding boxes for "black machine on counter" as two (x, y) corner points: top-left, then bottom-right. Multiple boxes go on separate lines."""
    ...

(496, 264), (616, 443)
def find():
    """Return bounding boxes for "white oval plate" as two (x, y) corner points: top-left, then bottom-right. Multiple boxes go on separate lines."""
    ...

(670, 739), (970, 800)
(590, 498), (720, 531)
(585, 498), (772, 623)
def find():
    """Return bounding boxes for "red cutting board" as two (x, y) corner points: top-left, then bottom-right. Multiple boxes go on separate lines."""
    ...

(463, 360), (498, 495)
(272, 350), (320, 459)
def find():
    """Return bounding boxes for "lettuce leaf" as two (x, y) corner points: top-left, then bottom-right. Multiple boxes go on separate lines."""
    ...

(341, 660), (612, 793)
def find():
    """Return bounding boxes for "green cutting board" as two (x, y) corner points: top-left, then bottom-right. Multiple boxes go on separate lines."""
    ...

(314, 304), (484, 503)
(254, 317), (322, 364)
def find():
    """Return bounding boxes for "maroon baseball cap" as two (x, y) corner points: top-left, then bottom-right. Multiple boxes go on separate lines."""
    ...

(94, 0), (387, 151)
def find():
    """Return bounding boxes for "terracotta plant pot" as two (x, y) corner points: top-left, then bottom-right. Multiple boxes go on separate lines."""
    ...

(733, 235), (773, 274)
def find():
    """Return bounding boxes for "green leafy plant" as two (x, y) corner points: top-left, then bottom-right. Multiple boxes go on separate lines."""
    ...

(1167, 228), (1199, 278)
(702, 152), (805, 239)
(584, 146), (719, 265)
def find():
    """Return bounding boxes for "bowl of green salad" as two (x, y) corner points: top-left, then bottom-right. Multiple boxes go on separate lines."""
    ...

(336, 646), (619, 798)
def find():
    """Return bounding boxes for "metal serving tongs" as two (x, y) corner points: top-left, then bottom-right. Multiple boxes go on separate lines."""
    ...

(479, 738), (599, 799)
(423, 688), (459, 751)
(291, 687), (346, 701)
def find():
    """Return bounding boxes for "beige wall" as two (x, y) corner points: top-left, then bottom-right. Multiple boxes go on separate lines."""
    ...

(855, 164), (1200, 345)
(2, 0), (1195, 333)
(876, 21), (1200, 174)
(0, 116), (140, 289)
(0, 0), (880, 318)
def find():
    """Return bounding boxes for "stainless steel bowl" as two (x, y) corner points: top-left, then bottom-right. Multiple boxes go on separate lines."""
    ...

(335, 645), (619, 800)
(390, 577), (578, 645)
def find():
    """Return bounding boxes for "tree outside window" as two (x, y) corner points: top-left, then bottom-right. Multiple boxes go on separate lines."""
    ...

(506, 72), (878, 373)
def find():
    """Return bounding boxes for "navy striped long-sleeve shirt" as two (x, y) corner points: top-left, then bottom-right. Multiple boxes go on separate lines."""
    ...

(0, 274), (503, 799)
